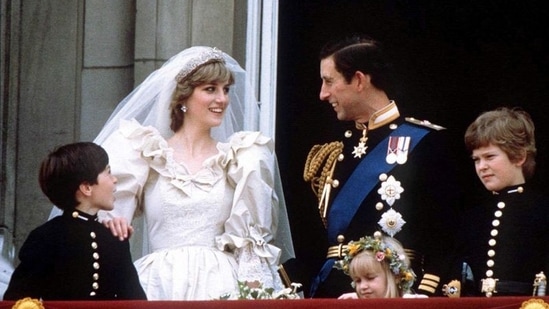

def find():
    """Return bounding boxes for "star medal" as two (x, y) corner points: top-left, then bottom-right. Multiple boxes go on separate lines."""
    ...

(378, 208), (406, 237)
(377, 175), (404, 206)
(352, 129), (368, 158)
(376, 174), (406, 236)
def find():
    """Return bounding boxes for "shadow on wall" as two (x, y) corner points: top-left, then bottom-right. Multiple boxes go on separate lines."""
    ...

(0, 226), (15, 300)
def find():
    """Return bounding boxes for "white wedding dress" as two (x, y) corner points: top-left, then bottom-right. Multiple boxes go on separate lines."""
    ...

(99, 119), (284, 300)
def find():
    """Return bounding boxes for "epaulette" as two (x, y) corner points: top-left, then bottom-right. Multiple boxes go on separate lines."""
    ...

(405, 117), (446, 131)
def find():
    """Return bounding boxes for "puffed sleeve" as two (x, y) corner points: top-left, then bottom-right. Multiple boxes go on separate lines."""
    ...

(216, 131), (283, 287)
(98, 119), (155, 224)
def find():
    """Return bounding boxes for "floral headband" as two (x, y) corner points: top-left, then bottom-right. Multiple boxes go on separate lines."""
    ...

(334, 232), (416, 292)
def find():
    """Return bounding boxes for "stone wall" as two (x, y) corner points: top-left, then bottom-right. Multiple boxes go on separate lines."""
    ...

(0, 0), (247, 262)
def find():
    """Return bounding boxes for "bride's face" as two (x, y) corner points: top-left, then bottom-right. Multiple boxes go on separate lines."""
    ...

(185, 81), (231, 129)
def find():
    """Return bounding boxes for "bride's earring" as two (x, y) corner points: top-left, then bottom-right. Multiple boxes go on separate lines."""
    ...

(180, 105), (188, 113)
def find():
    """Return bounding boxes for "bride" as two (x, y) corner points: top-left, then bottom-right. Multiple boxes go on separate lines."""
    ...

(55, 46), (294, 300)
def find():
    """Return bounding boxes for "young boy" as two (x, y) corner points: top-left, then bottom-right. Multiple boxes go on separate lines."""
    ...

(4, 142), (146, 300)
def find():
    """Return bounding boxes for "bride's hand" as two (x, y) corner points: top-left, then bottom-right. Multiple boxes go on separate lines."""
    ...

(103, 217), (134, 241)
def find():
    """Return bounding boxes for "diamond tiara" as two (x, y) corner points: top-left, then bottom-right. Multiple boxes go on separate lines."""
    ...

(175, 47), (225, 83)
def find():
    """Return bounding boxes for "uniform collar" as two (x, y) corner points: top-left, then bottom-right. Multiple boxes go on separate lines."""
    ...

(64, 209), (99, 222)
(355, 101), (400, 131)
(493, 184), (526, 196)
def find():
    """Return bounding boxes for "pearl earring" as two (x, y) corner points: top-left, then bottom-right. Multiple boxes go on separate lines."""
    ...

(180, 105), (188, 113)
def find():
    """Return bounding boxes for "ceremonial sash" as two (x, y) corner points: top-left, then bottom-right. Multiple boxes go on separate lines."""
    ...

(327, 123), (430, 241)
(311, 123), (430, 296)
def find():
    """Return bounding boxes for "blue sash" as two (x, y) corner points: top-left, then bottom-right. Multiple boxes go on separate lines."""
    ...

(310, 123), (430, 296)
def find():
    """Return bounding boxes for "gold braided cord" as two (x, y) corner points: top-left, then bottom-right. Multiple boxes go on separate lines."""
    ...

(303, 142), (344, 226)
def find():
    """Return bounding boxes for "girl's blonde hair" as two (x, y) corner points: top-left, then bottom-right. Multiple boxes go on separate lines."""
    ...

(348, 236), (410, 298)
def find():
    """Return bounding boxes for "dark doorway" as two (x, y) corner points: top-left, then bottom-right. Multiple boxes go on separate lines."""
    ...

(276, 0), (549, 294)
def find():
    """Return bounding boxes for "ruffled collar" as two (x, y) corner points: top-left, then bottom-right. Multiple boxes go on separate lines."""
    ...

(120, 119), (226, 196)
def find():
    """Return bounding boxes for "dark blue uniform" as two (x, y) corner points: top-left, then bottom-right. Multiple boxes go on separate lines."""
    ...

(460, 184), (549, 296)
(307, 113), (461, 298)
(4, 210), (146, 300)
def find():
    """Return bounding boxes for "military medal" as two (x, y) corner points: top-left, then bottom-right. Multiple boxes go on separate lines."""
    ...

(352, 128), (368, 158)
(387, 136), (410, 164)
(376, 174), (406, 237)
(377, 175), (404, 206)
(396, 136), (410, 164)
(386, 136), (398, 164)
(378, 208), (406, 237)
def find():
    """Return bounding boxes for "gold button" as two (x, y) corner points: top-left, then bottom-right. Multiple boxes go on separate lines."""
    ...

(72, 211), (79, 218)
(336, 235), (345, 243)
(344, 130), (352, 138)
(488, 249), (495, 257)
(91, 242), (98, 249)
(92, 282), (99, 290)
(90, 291), (96, 296)
(90, 232), (96, 239)
(93, 273), (99, 280)
(93, 262), (100, 270)
(331, 179), (339, 188)
(338, 154), (344, 161)
(93, 252), (99, 260)
(486, 270), (493, 277)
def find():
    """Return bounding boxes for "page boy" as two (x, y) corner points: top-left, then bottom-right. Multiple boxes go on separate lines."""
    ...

(4, 142), (146, 300)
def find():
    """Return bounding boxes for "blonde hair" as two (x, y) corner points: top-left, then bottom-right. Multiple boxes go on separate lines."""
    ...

(348, 236), (410, 298)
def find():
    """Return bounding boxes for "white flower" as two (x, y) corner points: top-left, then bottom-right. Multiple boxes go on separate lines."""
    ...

(378, 208), (406, 237)
(377, 175), (404, 206)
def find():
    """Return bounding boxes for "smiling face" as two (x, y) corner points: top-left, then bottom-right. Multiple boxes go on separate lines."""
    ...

(472, 143), (526, 192)
(319, 56), (363, 121)
(89, 165), (118, 211)
(184, 81), (230, 130)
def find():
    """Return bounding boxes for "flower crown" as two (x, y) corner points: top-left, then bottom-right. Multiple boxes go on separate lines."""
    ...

(334, 232), (416, 292)
(175, 47), (225, 83)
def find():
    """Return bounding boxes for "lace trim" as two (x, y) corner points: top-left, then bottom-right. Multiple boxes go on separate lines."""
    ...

(235, 245), (284, 291)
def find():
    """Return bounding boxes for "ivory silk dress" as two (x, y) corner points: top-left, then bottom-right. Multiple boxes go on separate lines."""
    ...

(100, 119), (283, 300)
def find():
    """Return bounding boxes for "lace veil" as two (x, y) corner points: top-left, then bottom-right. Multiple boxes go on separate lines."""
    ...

(50, 46), (294, 263)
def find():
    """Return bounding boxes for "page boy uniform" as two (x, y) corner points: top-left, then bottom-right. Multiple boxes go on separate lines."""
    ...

(4, 209), (146, 300)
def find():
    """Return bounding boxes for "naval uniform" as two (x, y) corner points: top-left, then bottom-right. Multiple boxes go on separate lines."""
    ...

(461, 184), (549, 296)
(4, 209), (146, 300)
(306, 102), (461, 298)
